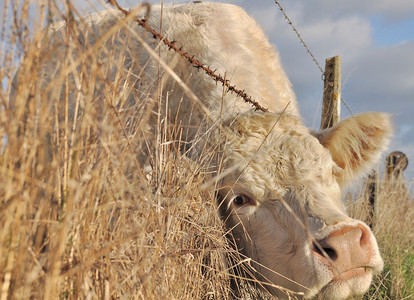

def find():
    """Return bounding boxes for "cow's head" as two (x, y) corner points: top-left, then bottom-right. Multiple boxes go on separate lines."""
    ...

(216, 111), (392, 299)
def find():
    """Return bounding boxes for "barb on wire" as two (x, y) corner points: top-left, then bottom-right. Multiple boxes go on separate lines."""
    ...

(107, 0), (268, 112)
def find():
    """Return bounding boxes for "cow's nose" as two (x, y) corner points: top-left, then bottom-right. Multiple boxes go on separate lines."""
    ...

(311, 224), (373, 277)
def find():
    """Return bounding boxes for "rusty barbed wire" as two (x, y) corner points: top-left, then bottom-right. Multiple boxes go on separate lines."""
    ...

(273, 0), (324, 74)
(273, 0), (353, 115)
(107, 0), (268, 112)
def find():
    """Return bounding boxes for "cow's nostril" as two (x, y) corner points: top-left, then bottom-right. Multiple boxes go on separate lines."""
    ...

(312, 242), (338, 261)
(323, 247), (337, 261)
(312, 224), (377, 274)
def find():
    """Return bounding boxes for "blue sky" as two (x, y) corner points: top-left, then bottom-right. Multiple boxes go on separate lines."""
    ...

(2, 0), (414, 187)
(371, 16), (414, 46)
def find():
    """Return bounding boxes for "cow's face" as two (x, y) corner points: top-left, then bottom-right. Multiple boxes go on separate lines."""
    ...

(217, 111), (392, 299)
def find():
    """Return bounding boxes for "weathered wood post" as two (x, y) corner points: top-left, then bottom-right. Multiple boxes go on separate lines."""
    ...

(386, 151), (408, 182)
(367, 151), (409, 228)
(321, 56), (341, 130)
(366, 171), (377, 228)
(386, 151), (409, 196)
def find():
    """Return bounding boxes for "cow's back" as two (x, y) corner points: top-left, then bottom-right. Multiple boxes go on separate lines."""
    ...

(146, 2), (299, 120)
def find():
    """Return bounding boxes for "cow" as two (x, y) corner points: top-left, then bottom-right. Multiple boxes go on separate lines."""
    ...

(10, 2), (392, 299)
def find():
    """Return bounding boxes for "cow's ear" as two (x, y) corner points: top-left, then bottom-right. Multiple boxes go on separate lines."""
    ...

(313, 113), (393, 185)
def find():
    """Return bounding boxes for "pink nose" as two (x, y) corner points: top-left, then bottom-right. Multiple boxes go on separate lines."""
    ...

(312, 224), (373, 277)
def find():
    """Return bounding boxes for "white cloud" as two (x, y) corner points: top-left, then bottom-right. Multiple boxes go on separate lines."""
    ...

(294, 0), (414, 22)
(341, 41), (414, 120)
(301, 17), (374, 59)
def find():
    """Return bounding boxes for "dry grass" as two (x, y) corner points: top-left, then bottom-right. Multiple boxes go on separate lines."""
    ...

(0, 1), (413, 299)
(0, 1), (267, 299)
(347, 175), (414, 299)
(0, 1), (227, 299)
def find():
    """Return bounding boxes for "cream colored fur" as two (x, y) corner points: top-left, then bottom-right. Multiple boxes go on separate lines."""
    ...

(11, 2), (393, 299)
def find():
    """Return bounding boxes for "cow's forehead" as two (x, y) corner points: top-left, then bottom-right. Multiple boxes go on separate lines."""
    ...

(223, 120), (337, 200)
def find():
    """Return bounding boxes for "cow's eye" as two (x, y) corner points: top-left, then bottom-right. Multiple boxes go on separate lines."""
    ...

(232, 194), (250, 206)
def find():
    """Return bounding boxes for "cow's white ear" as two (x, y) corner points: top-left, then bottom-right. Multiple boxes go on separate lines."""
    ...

(313, 113), (393, 185)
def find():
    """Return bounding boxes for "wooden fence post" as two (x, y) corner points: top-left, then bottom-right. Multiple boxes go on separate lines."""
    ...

(386, 151), (409, 196)
(321, 56), (341, 130)
(366, 171), (377, 228)
(386, 151), (408, 182)
(367, 151), (409, 228)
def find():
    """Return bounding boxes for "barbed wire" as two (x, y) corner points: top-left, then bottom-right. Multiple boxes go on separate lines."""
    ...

(107, 0), (352, 115)
(340, 95), (353, 114)
(273, 0), (353, 114)
(107, 0), (268, 112)
(273, 0), (324, 74)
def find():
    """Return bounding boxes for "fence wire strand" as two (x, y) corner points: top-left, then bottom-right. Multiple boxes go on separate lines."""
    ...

(107, 0), (268, 112)
(273, 0), (353, 115)
(273, 0), (324, 74)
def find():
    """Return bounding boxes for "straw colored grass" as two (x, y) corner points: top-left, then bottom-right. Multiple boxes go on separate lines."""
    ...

(0, 1), (262, 299)
(347, 175), (414, 299)
(0, 1), (412, 299)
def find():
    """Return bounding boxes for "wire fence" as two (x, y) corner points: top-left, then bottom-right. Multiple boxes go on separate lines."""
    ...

(273, 0), (353, 115)
(108, 0), (269, 112)
(109, 0), (353, 115)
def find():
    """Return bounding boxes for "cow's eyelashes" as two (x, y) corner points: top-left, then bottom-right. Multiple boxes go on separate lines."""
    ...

(232, 194), (251, 206)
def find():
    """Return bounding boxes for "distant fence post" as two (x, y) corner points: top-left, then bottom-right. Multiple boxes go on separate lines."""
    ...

(366, 171), (377, 228)
(367, 151), (408, 228)
(386, 151), (408, 182)
(321, 56), (341, 130)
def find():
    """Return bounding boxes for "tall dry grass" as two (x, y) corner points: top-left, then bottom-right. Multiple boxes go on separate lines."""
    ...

(0, 2), (218, 299)
(0, 1), (412, 299)
(347, 174), (414, 299)
(0, 1), (274, 299)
